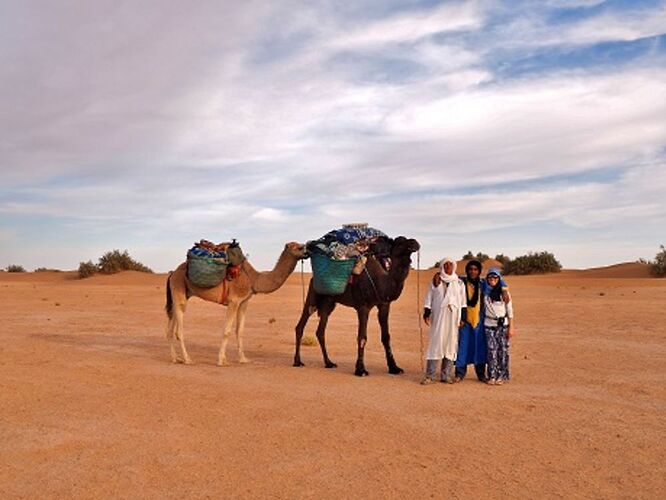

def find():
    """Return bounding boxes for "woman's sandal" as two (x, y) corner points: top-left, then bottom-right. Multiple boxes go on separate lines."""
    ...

(486, 379), (497, 385)
(420, 377), (435, 385)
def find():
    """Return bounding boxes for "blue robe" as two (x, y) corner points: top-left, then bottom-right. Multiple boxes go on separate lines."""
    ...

(456, 317), (487, 367)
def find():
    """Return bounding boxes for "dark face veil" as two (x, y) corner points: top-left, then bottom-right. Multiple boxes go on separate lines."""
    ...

(465, 260), (482, 307)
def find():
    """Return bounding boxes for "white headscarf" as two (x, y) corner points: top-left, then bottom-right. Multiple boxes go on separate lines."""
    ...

(439, 257), (459, 284)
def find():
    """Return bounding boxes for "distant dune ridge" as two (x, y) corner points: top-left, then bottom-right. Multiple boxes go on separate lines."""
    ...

(0, 260), (655, 283)
(563, 262), (652, 279)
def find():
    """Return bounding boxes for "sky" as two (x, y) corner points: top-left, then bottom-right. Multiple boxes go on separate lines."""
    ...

(1, 0), (665, 272)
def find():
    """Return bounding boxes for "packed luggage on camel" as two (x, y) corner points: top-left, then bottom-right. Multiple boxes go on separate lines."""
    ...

(294, 224), (420, 376)
(165, 238), (306, 366)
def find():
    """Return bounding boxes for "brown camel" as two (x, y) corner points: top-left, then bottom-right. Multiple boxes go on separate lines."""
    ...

(294, 236), (420, 376)
(165, 242), (306, 365)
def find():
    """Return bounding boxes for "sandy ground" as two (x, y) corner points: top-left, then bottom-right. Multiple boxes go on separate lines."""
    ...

(1, 265), (665, 499)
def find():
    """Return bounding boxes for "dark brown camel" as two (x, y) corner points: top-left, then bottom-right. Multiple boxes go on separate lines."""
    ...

(293, 236), (420, 376)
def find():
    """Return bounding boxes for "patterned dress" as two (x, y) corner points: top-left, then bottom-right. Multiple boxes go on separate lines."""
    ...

(484, 293), (511, 381)
(485, 324), (510, 381)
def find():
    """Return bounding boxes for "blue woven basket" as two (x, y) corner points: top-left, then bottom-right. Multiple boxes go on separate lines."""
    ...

(187, 251), (228, 288)
(310, 253), (355, 295)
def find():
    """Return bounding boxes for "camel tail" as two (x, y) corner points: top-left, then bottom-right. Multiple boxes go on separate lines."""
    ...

(165, 272), (173, 319)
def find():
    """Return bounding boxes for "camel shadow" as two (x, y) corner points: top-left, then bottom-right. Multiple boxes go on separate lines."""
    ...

(29, 331), (191, 363)
(29, 331), (289, 367)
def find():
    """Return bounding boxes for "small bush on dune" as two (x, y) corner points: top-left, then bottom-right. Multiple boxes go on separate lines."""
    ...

(35, 267), (61, 272)
(495, 254), (511, 271)
(504, 251), (562, 275)
(462, 251), (490, 262)
(475, 252), (490, 262)
(6, 265), (26, 272)
(98, 250), (152, 274)
(649, 245), (666, 277)
(78, 261), (98, 279)
(77, 250), (152, 279)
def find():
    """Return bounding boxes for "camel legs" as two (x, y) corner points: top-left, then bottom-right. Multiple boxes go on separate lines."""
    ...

(315, 299), (337, 369)
(293, 283), (317, 367)
(354, 306), (370, 376)
(218, 300), (239, 366)
(235, 298), (250, 363)
(166, 278), (193, 364)
(378, 303), (403, 374)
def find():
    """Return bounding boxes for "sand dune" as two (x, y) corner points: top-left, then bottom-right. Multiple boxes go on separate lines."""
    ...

(1, 266), (664, 498)
(565, 261), (652, 279)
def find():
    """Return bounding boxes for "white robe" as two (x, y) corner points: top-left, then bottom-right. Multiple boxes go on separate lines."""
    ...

(424, 279), (466, 360)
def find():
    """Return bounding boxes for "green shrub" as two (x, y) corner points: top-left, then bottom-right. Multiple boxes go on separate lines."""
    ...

(649, 245), (666, 277)
(504, 251), (562, 275)
(78, 261), (98, 279)
(462, 251), (490, 262)
(475, 252), (490, 262)
(97, 250), (152, 274)
(77, 250), (152, 279)
(6, 265), (26, 272)
(35, 267), (61, 272)
(495, 254), (511, 271)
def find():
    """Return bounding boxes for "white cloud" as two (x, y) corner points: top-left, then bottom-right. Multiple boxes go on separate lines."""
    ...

(324, 1), (485, 50)
(1, 1), (665, 270)
(498, 3), (666, 49)
(251, 207), (287, 222)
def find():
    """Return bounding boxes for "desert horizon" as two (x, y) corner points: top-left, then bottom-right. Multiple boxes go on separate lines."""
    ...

(2, 262), (665, 497)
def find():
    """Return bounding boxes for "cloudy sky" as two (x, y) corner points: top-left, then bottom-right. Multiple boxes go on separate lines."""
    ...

(1, 0), (665, 272)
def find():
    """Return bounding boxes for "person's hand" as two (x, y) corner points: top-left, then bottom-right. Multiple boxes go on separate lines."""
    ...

(459, 320), (465, 328)
(424, 317), (431, 327)
(507, 324), (515, 339)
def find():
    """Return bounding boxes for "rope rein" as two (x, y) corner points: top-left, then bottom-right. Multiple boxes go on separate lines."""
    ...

(300, 259), (306, 307)
(364, 265), (382, 302)
(416, 250), (424, 373)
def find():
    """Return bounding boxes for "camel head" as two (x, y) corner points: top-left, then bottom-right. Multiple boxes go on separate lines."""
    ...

(391, 236), (421, 262)
(284, 241), (308, 259)
(367, 236), (420, 272)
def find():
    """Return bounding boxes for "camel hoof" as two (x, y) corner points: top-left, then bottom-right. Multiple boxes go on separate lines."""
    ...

(239, 356), (250, 364)
(293, 360), (305, 367)
(183, 358), (194, 365)
(388, 366), (404, 375)
(354, 369), (369, 377)
(325, 362), (337, 369)
(217, 358), (228, 367)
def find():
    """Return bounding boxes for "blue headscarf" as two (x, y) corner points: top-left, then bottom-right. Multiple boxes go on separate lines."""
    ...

(483, 267), (505, 301)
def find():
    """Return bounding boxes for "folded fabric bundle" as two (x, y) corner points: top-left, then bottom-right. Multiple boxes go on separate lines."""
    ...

(307, 224), (388, 295)
(188, 245), (227, 260)
(307, 223), (387, 261)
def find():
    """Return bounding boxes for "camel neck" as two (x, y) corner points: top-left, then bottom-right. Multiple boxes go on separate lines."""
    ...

(385, 257), (411, 300)
(365, 256), (411, 302)
(242, 249), (298, 294)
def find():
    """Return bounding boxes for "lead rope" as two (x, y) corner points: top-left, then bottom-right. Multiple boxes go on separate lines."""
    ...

(416, 250), (424, 373)
(300, 259), (305, 307)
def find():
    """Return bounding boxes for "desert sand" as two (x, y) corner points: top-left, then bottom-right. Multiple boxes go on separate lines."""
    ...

(1, 264), (664, 499)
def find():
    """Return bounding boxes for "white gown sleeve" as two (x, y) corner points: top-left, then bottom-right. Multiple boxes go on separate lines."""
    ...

(424, 284), (434, 309)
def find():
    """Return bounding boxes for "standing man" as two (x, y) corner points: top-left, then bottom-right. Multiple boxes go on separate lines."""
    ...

(422, 257), (467, 385)
(455, 260), (488, 382)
